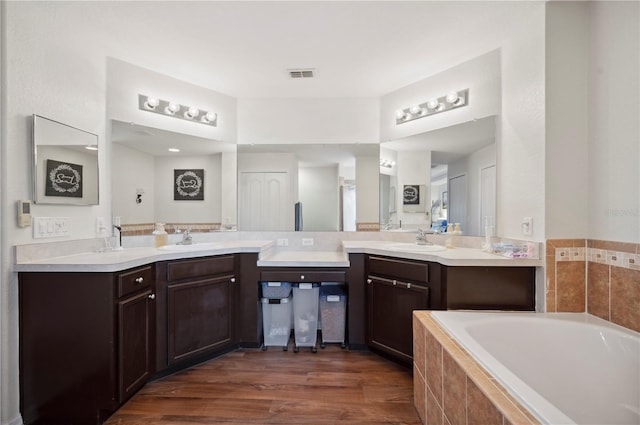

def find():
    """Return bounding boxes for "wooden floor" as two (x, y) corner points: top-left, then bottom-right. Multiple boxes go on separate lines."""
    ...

(106, 345), (421, 425)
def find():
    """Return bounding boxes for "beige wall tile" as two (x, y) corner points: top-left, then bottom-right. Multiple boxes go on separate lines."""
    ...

(587, 262), (610, 320)
(443, 351), (467, 425)
(414, 364), (426, 424)
(467, 379), (503, 425)
(556, 261), (586, 312)
(590, 240), (637, 253)
(427, 385), (444, 425)
(414, 314), (427, 377)
(610, 266), (640, 332)
(426, 330), (443, 406)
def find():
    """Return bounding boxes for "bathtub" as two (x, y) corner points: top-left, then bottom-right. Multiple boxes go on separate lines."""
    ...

(431, 311), (640, 425)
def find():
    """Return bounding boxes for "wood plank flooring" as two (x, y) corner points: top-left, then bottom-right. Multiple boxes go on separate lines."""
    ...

(106, 346), (421, 424)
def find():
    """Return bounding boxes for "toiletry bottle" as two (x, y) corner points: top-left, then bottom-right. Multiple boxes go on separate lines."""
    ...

(454, 223), (461, 235)
(445, 223), (454, 248)
(153, 223), (168, 247)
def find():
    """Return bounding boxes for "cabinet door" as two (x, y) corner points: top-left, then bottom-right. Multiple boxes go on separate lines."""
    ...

(118, 289), (153, 403)
(367, 276), (429, 364)
(167, 275), (235, 364)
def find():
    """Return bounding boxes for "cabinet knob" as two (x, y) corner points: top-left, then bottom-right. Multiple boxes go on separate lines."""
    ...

(135, 277), (144, 284)
(367, 279), (372, 284)
(300, 275), (305, 280)
(148, 293), (155, 300)
(407, 283), (412, 289)
(393, 280), (397, 286)
(230, 277), (236, 283)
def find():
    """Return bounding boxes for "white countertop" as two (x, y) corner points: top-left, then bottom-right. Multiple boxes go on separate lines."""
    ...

(14, 240), (274, 273)
(14, 239), (541, 273)
(257, 250), (349, 267)
(342, 241), (542, 267)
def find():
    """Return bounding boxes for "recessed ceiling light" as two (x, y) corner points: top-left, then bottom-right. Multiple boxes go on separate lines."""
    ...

(85, 146), (98, 151)
(168, 148), (180, 153)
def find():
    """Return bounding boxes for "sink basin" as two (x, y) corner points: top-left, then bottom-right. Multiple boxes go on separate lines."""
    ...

(158, 242), (223, 252)
(386, 243), (447, 253)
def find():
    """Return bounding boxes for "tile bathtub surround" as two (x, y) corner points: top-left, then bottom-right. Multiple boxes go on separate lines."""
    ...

(546, 239), (640, 333)
(413, 311), (541, 425)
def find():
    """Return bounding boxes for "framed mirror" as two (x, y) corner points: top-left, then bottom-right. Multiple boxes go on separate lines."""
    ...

(32, 115), (99, 205)
(111, 120), (237, 233)
(380, 116), (496, 236)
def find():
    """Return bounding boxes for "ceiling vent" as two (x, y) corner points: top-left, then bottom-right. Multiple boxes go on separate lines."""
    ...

(288, 68), (316, 79)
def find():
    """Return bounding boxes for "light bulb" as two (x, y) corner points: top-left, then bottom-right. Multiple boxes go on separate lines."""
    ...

(395, 109), (406, 120)
(409, 106), (422, 115)
(184, 107), (199, 119)
(446, 91), (460, 104)
(427, 99), (440, 110)
(165, 102), (180, 115)
(202, 111), (217, 123)
(168, 148), (180, 153)
(144, 96), (159, 110)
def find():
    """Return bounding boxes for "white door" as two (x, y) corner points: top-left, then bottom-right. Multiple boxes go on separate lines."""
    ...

(480, 165), (497, 236)
(448, 174), (467, 232)
(239, 172), (290, 231)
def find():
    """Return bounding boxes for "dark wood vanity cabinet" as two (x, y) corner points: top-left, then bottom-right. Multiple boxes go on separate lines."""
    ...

(366, 256), (443, 364)
(155, 255), (238, 370)
(19, 265), (156, 425)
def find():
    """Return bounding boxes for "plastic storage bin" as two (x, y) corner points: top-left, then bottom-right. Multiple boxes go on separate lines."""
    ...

(261, 281), (292, 299)
(261, 296), (292, 351)
(292, 282), (320, 353)
(319, 284), (347, 348)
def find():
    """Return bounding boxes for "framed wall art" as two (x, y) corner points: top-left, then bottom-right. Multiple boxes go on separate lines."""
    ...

(174, 169), (204, 200)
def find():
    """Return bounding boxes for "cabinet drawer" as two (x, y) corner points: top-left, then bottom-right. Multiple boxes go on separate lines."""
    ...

(260, 270), (346, 283)
(368, 256), (429, 283)
(166, 255), (235, 282)
(118, 266), (153, 298)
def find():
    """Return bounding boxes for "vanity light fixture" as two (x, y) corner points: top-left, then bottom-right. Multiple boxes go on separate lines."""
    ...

(395, 88), (469, 125)
(138, 94), (218, 127)
(380, 158), (395, 168)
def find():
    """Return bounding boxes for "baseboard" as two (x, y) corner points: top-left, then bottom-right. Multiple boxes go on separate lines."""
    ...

(5, 414), (23, 425)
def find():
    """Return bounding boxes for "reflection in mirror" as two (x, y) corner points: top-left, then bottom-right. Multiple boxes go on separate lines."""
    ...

(380, 116), (496, 236)
(111, 120), (237, 235)
(237, 144), (379, 232)
(33, 115), (99, 205)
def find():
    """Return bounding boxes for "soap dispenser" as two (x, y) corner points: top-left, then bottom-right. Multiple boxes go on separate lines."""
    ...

(153, 223), (168, 247)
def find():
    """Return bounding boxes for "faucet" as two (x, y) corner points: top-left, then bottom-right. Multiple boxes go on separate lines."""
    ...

(113, 224), (122, 249)
(177, 228), (192, 245)
(416, 228), (431, 245)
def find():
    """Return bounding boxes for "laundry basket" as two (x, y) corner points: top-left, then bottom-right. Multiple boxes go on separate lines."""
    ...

(319, 284), (347, 349)
(261, 296), (292, 351)
(292, 282), (320, 353)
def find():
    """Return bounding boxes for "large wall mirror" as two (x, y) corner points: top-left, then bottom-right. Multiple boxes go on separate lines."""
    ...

(111, 120), (237, 232)
(380, 116), (496, 236)
(32, 115), (99, 205)
(237, 143), (380, 232)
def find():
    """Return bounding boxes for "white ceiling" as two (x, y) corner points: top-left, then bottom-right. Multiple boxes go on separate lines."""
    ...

(75, 1), (541, 99)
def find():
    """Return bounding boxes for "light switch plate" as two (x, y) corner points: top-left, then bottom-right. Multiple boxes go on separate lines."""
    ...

(302, 238), (314, 246)
(522, 217), (533, 236)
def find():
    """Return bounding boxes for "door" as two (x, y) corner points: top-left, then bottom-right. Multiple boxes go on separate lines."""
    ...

(448, 174), (467, 231)
(367, 276), (429, 364)
(239, 172), (290, 231)
(480, 165), (497, 236)
(118, 289), (153, 403)
(167, 275), (235, 364)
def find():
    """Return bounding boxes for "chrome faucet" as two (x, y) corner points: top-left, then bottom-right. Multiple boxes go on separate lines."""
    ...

(416, 228), (429, 245)
(178, 228), (193, 245)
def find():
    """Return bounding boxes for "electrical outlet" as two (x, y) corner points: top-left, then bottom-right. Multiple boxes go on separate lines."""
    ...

(302, 238), (314, 246)
(277, 238), (289, 247)
(521, 217), (533, 236)
(96, 217), (106, 235)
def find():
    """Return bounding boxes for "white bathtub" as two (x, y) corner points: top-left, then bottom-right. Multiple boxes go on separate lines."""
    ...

(431, 311), (640, 425)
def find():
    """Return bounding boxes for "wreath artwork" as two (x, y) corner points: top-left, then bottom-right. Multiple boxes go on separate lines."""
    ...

(174, 169), (204, 200)
(45, 159), (83, 198)
(403, 185), (420, 205)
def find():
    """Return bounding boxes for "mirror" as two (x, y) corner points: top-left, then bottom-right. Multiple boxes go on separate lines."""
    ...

(111, 120), (237, 233)
(380, 116), (496, 236)
(32, 115), (99, 205)
(237, 143), (379, 231)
